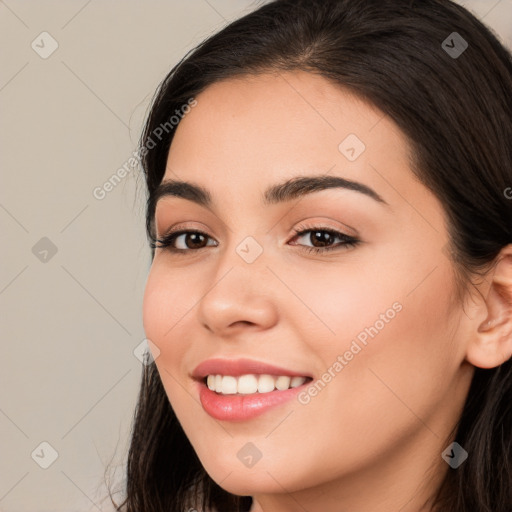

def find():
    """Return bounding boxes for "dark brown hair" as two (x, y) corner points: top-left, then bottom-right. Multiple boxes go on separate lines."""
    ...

(109, 0), (512, 510)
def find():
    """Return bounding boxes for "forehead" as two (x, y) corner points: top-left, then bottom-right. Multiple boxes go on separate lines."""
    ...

(163, 71), (412, 206)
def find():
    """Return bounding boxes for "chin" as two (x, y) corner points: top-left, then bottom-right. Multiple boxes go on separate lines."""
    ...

(212, 474), (283, 497)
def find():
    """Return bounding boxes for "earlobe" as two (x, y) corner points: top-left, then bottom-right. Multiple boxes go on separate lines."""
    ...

(465, 245), (512, 369)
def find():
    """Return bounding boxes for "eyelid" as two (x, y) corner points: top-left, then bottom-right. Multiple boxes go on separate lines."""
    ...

(289, 216), (359, 238)
(155, 221), (211, 240)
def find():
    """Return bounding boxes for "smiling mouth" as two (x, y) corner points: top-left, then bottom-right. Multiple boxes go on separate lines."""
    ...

(203, 374), (313, 395)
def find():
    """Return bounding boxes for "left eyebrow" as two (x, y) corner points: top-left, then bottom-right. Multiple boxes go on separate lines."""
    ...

(263, 174), (387, 206)
(152, 174), (389, 210)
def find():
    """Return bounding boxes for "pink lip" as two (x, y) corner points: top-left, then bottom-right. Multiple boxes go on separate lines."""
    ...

(195, 379), (311, 422)
(191, 357), (313, 422)
(191, 357), (312, 379)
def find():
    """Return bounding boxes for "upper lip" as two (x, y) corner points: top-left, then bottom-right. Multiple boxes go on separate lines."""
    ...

(192, 357), (313, 380)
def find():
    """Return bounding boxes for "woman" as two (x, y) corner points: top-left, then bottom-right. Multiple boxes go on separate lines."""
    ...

(110, 0), (512, 510)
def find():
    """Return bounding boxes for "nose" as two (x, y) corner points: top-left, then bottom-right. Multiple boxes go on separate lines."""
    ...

(196, 243), (279, 337)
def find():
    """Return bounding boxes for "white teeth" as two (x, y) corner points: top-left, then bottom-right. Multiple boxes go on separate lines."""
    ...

(205, 374), (309, 394)
(257, 374), (275, 393)
(221, 375), (238, 394)
(290, 376), (306, 388)
(275, 376), (291, 390)
(237, 374), (258, 394)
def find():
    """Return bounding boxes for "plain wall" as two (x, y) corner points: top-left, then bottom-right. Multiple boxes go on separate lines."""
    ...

(1, 1), (511, 511)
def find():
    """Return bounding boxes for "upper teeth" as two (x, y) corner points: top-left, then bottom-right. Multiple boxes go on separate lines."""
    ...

(206, 374), (307, 394)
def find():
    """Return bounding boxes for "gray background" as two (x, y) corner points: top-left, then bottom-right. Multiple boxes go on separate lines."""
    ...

(1, 1), (511, 511)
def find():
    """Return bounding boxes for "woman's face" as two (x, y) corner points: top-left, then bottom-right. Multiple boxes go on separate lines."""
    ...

(143, 71), (475, 509)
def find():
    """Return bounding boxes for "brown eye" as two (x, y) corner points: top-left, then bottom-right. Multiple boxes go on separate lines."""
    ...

(179, 232), (208, 249)
(290, 228), (359, 253)
(151, 230), (218, 252)
(307, 230), (337, 247)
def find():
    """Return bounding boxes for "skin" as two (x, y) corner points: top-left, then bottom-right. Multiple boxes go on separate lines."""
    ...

(142, 71), (512, 512)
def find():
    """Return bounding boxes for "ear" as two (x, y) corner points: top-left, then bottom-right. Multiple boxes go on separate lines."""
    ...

(465, 244), (512, 369)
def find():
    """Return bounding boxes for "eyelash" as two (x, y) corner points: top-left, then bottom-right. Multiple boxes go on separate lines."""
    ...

(150, 225), (360, 255)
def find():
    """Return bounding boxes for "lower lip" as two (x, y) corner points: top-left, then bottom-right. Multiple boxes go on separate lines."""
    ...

(197, 379), (311, 421)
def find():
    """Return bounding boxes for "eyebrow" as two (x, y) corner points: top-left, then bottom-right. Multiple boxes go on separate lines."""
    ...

(152, 175), (388, 210)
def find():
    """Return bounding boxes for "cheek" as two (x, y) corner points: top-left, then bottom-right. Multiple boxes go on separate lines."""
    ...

(142, 269), (167, 343)
(285, 262), (402, 358)
(339, 261), (458, 388)
(142, 266), (197, 410)
(142, 266), (188, 363)
(295, 258), (459, 428)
